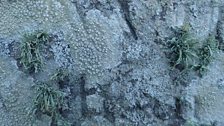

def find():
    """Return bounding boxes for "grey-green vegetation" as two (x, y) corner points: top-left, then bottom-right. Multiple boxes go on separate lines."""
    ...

(166, 26), (198, 70)
(32, 82), (69, 125)
(33, 83), (64, 117)
(50, 68), (69, 82)
(194, 36), (218, 76)
(20, 32), (49, 73)
(166, 26), (218, 77)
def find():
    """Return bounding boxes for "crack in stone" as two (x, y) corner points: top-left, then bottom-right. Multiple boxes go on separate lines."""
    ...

(118, 0), (138, 40)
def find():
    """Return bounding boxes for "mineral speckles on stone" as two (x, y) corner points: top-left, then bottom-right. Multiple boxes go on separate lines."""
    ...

(193, 53), (224, 124)
(50, 32), (72, 68)
(0, 0), (70, 37)
(126, 42), (143, 61)
(86, 21), (109, 53)
(70, 9), (122, 76)
(71, 27), (103, 75)
(76, 46), (102, 74)
(81, 116), (113, 126)
(26, 0), (65, 23)
(0, 38), (11, 56)
(195, 86), (224, 124)
(86, 94), (104, 113)
(0, 56), (35, 126)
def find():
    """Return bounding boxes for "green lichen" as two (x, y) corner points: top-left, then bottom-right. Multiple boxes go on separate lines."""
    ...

(20, 32), (49, 73)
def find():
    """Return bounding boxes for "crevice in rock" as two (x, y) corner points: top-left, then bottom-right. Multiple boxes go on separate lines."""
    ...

(154, 30), (162, 45)
(117, 0), (138, 40)
(80, 75), (88, 117)
(174, 97), (184, 123)
(85, 88), (97, 96)
(216, 5), (224, 50)
(160, 4), (168, 21)
(103, 99), (115, 123)
(216, 21), (223, 50)
(216, 23), (224, 51)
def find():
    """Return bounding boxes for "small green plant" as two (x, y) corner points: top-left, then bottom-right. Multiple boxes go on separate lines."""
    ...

(165, 25), (219, 78)
(32, 82), (70, 125)
(194, 36), (218, 76)
(50, 68), (69, 82)
(33, 83), (64, 117)
(50, 68), (70, 90)
(166, 26), (198, 70)
(20, 32), (49, 73)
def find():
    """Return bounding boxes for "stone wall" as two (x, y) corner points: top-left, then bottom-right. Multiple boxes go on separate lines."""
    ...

(0, 0), (224, 125)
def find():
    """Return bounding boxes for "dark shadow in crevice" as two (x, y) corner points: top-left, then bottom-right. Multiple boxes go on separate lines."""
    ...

(117, 0), (138, 40)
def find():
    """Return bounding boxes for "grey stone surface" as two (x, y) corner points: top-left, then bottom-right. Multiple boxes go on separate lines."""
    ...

(81, 116), (113, 126)
(0, 0), (224, 125)
(86, 94), (104, 113)
(194, 52), (224, 125)
(0, 56), (50, 126)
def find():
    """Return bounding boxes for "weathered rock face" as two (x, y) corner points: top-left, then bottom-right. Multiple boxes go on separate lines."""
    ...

(0, 0), (224, 125)
(0, 56), (33, 126)
(0, 56), (50, 126)
(194, 53), (224, 124)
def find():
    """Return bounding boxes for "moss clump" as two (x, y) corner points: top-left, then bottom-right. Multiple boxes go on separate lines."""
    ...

(33, 83), (64, 117)
(166, 26), (198, 70)
(194, 35), (218, 76)
(20, 32), (49, 73)
(31, 69), (71, 125)
(166, 25), (218, 77)
(50, 68), (69, 82)
(32, 82), (70, 125)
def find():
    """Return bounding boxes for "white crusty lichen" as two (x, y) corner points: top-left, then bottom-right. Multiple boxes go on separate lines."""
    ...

(0, 1), (122, 77)
(69, 9), (123, 76)
(70, 24), (105, 75)
(0, 0), (69, 37)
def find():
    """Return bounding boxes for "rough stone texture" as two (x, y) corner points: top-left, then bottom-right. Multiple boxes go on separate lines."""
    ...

(0, 0), (224, 125)
(0, 56), (49, 126)
(81, 116), (113, 126)
(86, 94), (104, 113)
(194, 52), (224, 125)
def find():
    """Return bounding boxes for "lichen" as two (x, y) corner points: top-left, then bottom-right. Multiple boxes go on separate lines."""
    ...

(0, 1), (120, 77)
(69, 9), (122, 76)
(0, 0), (70, 37)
